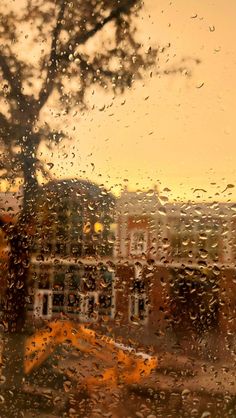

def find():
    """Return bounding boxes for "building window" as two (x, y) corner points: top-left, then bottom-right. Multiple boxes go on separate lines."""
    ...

(66, 292), (81, 315)
(130, 230), (148, 255)
(129, 263), (149, 324)
(129, 293), (148, 324)
(34, 289), (52, 319)
(80, 292), (98, 322)
(31, 262), (115, 321)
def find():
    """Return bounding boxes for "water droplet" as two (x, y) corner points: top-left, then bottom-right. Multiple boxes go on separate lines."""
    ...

(196, 82), (204, 89)
(158, 207), (166, 216)
(201, 412), (211, 418)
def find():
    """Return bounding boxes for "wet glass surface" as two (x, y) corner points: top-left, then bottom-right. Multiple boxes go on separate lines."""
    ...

(0, 1), (236, 417)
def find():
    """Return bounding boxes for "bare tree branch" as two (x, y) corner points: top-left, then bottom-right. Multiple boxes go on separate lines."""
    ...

(0, 54), (26, 108)
(72, 0), (137, 47)
(37, 160), (54, 181)
(38, 0), (67, 110)
(38, 0), (138, 111)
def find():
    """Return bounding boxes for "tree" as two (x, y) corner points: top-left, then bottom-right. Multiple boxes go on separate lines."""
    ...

(0, 0), (157, 405)
(0, 0), (156, 328)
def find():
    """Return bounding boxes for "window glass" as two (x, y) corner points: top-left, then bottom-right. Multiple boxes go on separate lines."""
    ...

(0, 1), (235, 417)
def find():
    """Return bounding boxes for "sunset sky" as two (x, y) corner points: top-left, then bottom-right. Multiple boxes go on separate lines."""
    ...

(5, 0), (236, 202)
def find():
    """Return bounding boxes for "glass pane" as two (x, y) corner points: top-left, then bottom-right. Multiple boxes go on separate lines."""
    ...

(0, 1), (235, 417)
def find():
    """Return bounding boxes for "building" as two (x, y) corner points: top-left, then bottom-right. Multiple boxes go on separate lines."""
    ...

(28, 179), (116, 323)
(114, 189), (236, 338)
(1, 181), (236, 340)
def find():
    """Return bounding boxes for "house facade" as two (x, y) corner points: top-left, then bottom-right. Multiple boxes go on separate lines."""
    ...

(114, 189), (236, 337)
(27, 179), (116, 324)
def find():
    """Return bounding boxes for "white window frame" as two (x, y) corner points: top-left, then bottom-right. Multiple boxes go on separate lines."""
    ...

(34, 289), (53, 319)
(31, 261), (116, 321)
(80, 291), (99, 322)
(129, 293), (148, 325)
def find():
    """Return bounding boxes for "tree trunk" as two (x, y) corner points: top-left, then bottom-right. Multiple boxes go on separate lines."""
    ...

(1, 144), (39, 415)
(4, 148), (38, 331)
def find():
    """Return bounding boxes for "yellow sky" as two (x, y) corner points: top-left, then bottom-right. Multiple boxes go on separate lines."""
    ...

(5, 0), (236, 202)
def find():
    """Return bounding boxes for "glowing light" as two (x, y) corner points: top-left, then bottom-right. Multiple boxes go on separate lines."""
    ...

(94, 222), (104, 233)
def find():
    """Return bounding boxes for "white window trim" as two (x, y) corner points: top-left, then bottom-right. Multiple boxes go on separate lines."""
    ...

(34, 289), (53, 319)
(129, 293), (148, 325)
(79, 291), (98, 322)
(31, 262), (116, 321)
(79, 281), (116, 322)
